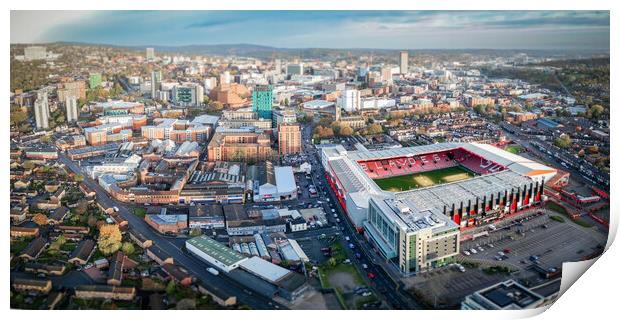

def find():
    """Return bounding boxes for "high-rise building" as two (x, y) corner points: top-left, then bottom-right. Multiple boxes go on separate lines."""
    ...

(34, 91), (50, 129)
(204, 77), (217, 92)
(278, 123), (301, 155)
(399, 51), (409, 74)
(381, 66), (393, 84)
(286, 63), (303, 76)
(274, 59), (282, 74)
(219, 71), (231, 85)
(252, 85), (273, 120)
(337, 89), (361, 112)
(89, 73), (102, 89)
(65, 96), (78, 123)
(146, 47), (155, 61)
(24, 46), (47, 61)
(151, 70), (162, 99)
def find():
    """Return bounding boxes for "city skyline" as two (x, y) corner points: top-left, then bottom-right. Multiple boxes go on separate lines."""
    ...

(11, 11), (610, 51)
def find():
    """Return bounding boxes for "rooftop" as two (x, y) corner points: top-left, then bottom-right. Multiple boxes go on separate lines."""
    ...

(186, 235), (246, 267)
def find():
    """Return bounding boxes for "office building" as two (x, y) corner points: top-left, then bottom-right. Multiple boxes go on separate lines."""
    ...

(172, 84), (203, 106)
(286, 63), (303, 76)
(151, 70), (162, 99)
(220, 71), (231, 85)
(399, 51), (409, 74)
(337, 89), (361, 112)
(141, 118), (212, 143)
(278, 123), (301, 155)
(274, 59), (282, 74)
(207, 131), (272, 162)
(65, 96), (79, 123)
(366, 197), (460, 274)
(272, 109), (297, 129)
(34, 90), (50, 129)
(381, 66), (393, 84)
(146, 47), (155, 61)
(252, 85), (273, 120)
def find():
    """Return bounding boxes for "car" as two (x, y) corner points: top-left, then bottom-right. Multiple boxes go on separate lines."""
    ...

(345, 236), (350, 241)
(470, 248), (477, 254)
(458, 266), (466, 273)
(487, 243), (495, 248)
(362, 264), (368, 269)
(463, 250), (471, 256)
(529, 255), (539, 261)
(355, 252), (362, 259)
(336, 218), (341, 223)
(362, 291), (372, 297)
(477, 246), (484, 252)
(367, 272), (376, 279)
(348, 243), (355, 249)
(343, 259), (351, 264)
(497, 251), (505, 256)
(503, 248), (512, 254)
(333, 214), (338, 218)
(206, 267), (220, 276)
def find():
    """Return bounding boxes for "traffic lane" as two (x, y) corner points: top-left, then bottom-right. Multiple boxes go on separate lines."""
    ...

(59, 154), (283, 310)
(319, 165), (421, 309)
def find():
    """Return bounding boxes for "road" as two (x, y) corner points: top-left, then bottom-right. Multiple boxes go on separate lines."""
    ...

(301, 123), (423, 310)
(58, 153), (285, 310)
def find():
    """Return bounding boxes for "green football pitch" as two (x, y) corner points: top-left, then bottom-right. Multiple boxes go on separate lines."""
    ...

(373, 166), (475, 192)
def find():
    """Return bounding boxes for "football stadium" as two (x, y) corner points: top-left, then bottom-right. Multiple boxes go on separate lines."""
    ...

(320, 142), (557, 275)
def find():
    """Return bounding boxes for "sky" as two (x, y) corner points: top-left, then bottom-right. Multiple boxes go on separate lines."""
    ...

(10, 11), (610, 51)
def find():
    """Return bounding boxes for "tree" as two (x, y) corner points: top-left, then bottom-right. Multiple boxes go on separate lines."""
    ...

(49, 235), (66, 252)
(74, 200), (89, 215)
(189, 227), (202, 237)
(339, 125), (354, 136)
(121, 242), (135, 255)
(554, 134), (572, 149)
(327, 257), (337, 268)
(22, 161), (35, 170)
(74, 174), (84, 183)
(33, 213), (48, 226)
(166, 280), (176, 296)
(98, 224), (122, 255)
(366, 123), (383, 135)
(587, 104), (605, 120)
(87, 216), (98, 227)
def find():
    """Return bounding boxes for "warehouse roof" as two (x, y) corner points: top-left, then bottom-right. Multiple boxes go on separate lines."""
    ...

(240, 256), (291, 283)
(186, 235), (246, 267)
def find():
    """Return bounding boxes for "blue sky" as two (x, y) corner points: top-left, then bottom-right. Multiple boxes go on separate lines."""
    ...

(11, 11), (610, 50)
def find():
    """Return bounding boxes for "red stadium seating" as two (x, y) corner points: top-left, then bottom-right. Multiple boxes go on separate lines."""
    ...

(357, 147), (507, 180)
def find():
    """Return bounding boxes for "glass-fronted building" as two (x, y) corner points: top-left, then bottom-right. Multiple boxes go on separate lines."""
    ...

(252, 85), (273, 120)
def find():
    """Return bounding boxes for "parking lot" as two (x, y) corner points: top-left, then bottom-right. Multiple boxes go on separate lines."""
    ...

(461, 209), (607, 273)
(405, 267), (508, 309)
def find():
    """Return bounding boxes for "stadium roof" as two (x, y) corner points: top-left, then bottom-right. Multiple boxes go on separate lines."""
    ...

(348, 142), (461, 161)
(395, 170), (533, 215)
(186, 236), (246, 267)
(462, 143), (556, 178)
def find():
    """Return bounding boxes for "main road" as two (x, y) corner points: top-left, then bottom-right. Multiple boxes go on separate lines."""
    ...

(301, 122), (423, 310)
(58, 153), (285, 310)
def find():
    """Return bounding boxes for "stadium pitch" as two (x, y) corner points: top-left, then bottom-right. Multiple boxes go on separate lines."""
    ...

(373, 166), (475, 192)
